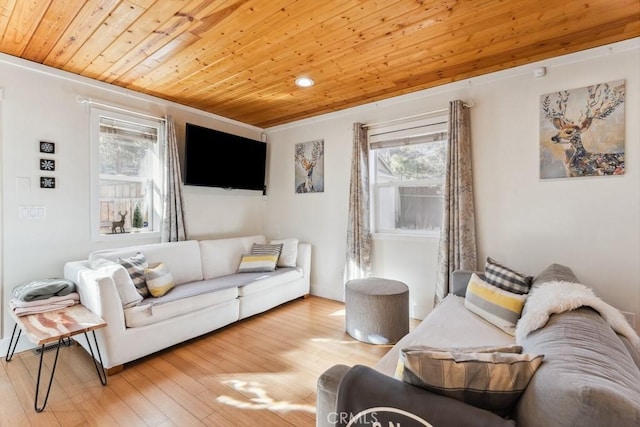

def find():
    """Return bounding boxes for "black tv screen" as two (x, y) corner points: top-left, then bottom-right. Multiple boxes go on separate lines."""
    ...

(184, 123), (266, 191)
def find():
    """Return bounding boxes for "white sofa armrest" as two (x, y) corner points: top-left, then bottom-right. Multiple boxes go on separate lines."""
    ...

(64, 260), (126, 333)
(296, 243), (312, 275)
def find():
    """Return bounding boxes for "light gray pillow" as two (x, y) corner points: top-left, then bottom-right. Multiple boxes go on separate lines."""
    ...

(270, 238), (298, 267)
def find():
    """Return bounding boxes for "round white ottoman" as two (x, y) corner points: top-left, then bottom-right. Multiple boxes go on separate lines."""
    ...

(345, 277), (409, 344)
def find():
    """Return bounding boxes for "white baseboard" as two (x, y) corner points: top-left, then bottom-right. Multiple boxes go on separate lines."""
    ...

(310, 284), (344, 302)
(0, 336), (37, 358)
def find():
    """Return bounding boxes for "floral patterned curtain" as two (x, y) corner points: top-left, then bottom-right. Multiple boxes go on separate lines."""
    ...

(434, 100), (477, 304)
(345, 123), (372, 281)
(162, 115), (187, 242)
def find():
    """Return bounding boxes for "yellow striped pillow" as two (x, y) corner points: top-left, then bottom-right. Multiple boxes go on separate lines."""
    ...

(237, 253), (279, 273)
(464, 273), (527, 335)
(144, 262), (176, 297)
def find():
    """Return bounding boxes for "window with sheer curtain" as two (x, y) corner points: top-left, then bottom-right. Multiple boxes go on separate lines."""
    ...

(90, 108), (165, 240)
(369, 115), (447, 236)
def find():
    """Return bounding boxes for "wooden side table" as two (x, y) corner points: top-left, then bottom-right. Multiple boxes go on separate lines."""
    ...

(5, 304), (108, 412)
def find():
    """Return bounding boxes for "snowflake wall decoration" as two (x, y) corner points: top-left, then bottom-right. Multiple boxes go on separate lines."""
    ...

(40, 159), (55, 171)
(39, 141), (55, 154)
(40, 177), (55, 189)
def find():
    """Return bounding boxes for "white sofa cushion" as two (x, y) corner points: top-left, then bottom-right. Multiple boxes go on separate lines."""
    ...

(124, 286), (238, 328)
(237, 267), (303, 297)
(200, 235), (265, 279)
(89, 240), (203, 285)
(375, 295), (515, 376)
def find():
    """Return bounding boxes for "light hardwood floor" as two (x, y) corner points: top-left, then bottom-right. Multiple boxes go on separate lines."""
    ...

(1, 296), (407, 426)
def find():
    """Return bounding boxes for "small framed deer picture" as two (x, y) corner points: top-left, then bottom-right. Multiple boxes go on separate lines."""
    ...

(295, 139), (325, 193)
(540, 79), (625, 179)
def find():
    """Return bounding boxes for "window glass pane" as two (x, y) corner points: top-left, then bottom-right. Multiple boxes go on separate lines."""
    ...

(375, 140), (445, 183)
(373, 138), (446, 234)
(95, 114), (160, 236)
(398, 186), (443, 231)
(98, 179), (150, 235)
(376, 186), (397, 230)
(99, 117), (157, 177)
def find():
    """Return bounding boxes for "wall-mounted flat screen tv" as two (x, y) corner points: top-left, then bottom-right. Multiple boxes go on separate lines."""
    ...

(184, 123), (266, 191)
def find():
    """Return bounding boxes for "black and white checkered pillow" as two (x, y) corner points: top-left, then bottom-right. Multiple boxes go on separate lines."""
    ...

(484, 257), (532, 294)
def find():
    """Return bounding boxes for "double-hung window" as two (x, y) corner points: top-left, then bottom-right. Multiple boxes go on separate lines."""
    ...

(369, 116), (447, 236)
(90, 108), (165, 240)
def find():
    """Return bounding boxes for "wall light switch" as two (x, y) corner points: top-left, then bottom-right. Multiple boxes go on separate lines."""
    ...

(19, 205), (46, 220)
(16, 177), (31, 192)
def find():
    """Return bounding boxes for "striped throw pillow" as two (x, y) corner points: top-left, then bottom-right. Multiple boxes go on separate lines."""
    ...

(484, 257), (533, 294)
(251, 243), (283, 258)
(117, 252), (149, 298)
(237, 254), (279, 273)
(145, 262), (176, 297)
(465, 273), (527, 335)
(399, 346), (544, 416)
(395, 344), (523, 380)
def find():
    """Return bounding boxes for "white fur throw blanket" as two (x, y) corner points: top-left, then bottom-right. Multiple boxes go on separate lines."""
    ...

(516, 281), (640, 352)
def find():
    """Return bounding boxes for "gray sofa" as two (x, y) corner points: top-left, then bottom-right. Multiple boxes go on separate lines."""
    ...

(316, 264), (640, 426)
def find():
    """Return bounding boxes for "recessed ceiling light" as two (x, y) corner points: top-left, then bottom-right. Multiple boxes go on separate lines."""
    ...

(295, 77), (314, 88)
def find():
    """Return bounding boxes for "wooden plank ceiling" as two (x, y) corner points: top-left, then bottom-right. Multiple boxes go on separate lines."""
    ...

(0, 0), (638, 128)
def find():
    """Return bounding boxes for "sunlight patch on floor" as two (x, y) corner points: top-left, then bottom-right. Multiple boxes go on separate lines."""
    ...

(310, 337), (362, 345)
(216, 378), (316, 413)
(330, 309), (345, 317)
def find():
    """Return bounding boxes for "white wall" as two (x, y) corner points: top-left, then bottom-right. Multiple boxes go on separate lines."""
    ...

(1, 37), (637, 350)
(264, 39), (640, 321)
(0, 55), (266, 346)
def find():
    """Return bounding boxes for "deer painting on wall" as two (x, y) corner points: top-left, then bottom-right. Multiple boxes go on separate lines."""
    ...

(295, 139), (325, 193)
(540, 80), (625, 178)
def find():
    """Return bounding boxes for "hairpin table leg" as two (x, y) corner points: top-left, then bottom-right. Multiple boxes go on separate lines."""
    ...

(5, 324), (22, 362)
(84, 331), (107, 386)
(34, 339), (62, 412)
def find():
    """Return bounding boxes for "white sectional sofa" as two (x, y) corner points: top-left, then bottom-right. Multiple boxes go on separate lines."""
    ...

(64, 235), (311, 372)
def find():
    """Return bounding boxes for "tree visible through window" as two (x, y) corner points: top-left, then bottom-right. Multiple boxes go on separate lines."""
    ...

(91, 109), (164, 239)
(370, 117), (447, 235)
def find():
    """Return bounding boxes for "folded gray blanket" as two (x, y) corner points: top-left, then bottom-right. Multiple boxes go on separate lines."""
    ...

(12, 278), (76, 302)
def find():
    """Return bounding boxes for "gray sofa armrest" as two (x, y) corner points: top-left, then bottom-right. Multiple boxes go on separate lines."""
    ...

(317, 364), (351, 427)
(336, 365), (515, 427)
(451, 270), (476, 297)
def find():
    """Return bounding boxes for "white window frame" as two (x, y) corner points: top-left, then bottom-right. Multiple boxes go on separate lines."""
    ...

(368, 115), (448, 238)
(90, 108), (165, 242)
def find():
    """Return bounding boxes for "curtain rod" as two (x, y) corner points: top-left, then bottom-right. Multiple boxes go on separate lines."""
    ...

(76, 96), (166, 122)
(363, 99), (474, 128)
